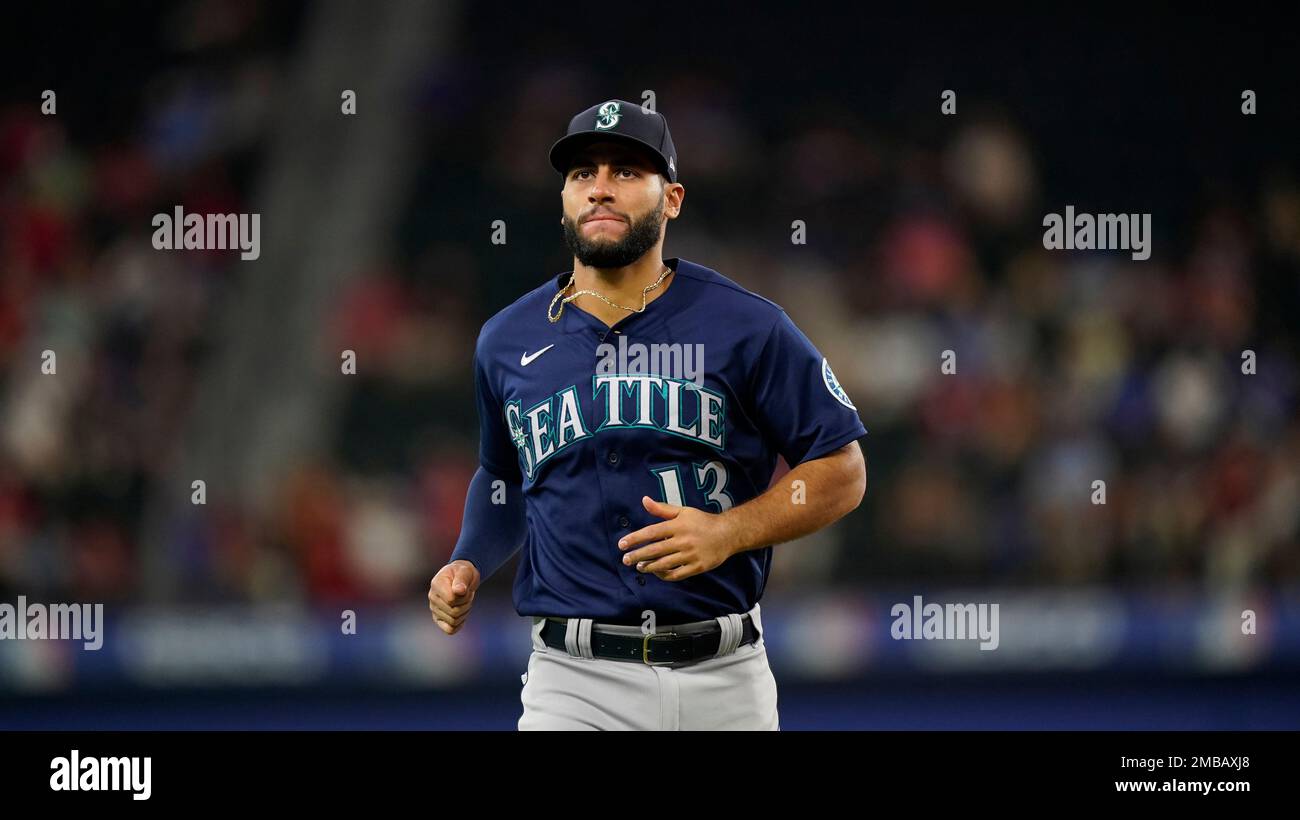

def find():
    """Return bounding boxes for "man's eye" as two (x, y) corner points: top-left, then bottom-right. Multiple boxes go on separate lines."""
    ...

(571, 168), (635, 179)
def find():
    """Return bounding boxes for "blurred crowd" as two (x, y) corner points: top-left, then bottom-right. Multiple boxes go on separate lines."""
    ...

(0, 0), (298, 603)
(2, 2), (1297, 607)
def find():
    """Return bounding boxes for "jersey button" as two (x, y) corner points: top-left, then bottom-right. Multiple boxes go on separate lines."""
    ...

(636, 576), (646, 586)
(618, 515), (630, 528)
(607, 451), (620, 465)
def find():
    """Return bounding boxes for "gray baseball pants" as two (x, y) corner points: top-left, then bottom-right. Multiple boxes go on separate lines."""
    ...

(517, 602), (780, 731)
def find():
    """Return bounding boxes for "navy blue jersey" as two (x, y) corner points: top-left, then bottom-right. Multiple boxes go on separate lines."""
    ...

(473, 257), (867, 623)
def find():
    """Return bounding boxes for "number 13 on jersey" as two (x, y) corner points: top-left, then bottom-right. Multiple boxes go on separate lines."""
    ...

(650, 461), (734, 511)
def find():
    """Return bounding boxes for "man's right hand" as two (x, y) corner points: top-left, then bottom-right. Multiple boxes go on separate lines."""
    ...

(428, 559), (481, 635)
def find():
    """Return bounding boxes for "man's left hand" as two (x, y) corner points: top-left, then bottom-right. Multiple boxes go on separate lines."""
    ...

(618, 496), (737, 582)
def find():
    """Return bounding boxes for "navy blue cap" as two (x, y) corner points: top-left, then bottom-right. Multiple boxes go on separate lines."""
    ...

(549, 99), (678, 183)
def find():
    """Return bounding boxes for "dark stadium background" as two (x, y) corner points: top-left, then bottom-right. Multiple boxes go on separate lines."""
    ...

(1, 2), (1297, 729)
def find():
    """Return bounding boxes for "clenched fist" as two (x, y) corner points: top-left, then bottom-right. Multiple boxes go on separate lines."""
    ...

(428, 559), (481, 635)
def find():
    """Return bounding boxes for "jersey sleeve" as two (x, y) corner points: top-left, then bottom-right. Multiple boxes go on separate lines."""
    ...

(748, 310), (867, 466)
(473, 334), (523, 482)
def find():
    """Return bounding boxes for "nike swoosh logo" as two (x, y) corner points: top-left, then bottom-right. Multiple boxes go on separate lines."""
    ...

(520, 344), (556, 366)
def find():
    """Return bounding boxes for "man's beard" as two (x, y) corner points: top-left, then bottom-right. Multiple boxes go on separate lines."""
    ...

(561, 194), (665, 268)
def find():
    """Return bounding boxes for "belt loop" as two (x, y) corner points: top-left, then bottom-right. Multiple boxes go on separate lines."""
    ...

(577, 618), (595, 659)
(712, 612), (744, 657)
(530, 617), (547, 652)
(564, 618), (595, 659)
(563, 618), (581, 657)
(749, 602), (763, 642)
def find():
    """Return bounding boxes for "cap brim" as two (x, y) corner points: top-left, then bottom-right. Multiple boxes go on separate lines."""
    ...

(548, 131), (672, 180)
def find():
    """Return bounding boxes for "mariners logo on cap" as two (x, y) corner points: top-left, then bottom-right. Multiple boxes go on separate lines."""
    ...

(822, 357), (855, 409)
(594, 101), (621, 130)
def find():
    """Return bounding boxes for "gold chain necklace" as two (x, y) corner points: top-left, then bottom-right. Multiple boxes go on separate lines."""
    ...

(548, 264), (673, 324)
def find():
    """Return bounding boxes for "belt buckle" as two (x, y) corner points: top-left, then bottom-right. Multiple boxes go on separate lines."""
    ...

(641, 630), (678, 665)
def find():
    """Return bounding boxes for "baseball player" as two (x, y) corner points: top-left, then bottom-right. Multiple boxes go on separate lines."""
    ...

(428, 99), (867, 730)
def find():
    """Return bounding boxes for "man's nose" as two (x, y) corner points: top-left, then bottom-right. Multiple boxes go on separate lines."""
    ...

(588, 167), (616, 200)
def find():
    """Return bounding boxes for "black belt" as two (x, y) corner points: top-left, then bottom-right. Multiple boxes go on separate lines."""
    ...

(540, 615), (759, 666)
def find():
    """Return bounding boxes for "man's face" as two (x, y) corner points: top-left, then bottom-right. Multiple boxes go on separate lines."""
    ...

(560, 141), (670, 268)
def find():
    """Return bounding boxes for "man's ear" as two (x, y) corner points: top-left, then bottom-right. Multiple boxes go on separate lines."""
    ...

(665, 182), (684, 219)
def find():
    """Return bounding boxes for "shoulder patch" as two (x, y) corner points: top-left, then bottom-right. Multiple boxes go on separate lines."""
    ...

(822, 357), (856, 409)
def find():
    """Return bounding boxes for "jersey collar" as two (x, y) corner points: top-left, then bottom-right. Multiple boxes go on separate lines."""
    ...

(552, 257), (690, 336)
